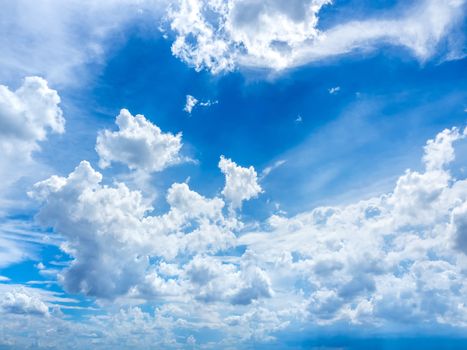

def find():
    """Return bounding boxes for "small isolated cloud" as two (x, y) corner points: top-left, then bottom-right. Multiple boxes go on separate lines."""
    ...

(0, 276), (10, 282)
(295, 115), (303, 123)
(35, 262), (45, 270)
(184, 94), (218, 114)
(261, 160), (286, 178)
(328, 86), (340, 94)
(184, 95), (198, 113)
(219, 156), (262, 209)
(96, 108), (184, 173)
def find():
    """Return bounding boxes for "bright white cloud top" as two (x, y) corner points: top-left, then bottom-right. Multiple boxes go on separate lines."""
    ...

(166, 0), (465, 72)
(96, 109), (184, 172)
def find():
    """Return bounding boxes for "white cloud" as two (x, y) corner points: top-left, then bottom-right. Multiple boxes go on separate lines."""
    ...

(0, 76), (64, 162)
(184, 94), (218, 114)
(261, 159), (286, 178)
(219, 156), (262, 209)
(422, 126), (465, 171)
(96, 109), (184, 173)
(184, 94), (198, 113)
(328, 86), (340, 94)
(24, 125), (467, 345)
(0, 75), (64, 220)
(0, 289), (49, 316)
(239, 126), (467, 328)
(29, 159), (255, 300)
(452, 201), (467, 253)
(166, 0), (465, 73)
(30, 160), (155, 298)
(184, 254), (273, 304)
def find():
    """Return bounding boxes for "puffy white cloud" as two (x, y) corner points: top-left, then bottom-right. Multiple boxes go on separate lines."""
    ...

(0, 289), (49, 316)
(0, 75), (64, 253)
(29, 159), (252, 300)
(0, 76), (64, 161)
(96, 109), (184, 172)
(166, 0), (465, 73)
(219, 156), (262, 209)
(422, 126), (465, 171)
(184, 254), (273, 304)
(30, 160), (151, 298)
(239, 126), (467, 328)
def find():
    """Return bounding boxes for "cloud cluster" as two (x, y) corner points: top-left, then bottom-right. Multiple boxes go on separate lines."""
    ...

(31, 110), (265, 302)
(25, 122), (467, 346)
(166, 0), (466, 73)
(219, 156), (262, 209)
(240, 126), (467, 328)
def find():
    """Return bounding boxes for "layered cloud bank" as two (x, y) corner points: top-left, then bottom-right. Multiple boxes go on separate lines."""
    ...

(4, 119), (463, 347)
(166, 0), (466, 72)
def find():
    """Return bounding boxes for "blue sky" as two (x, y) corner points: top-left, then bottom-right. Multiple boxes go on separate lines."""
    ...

(0, 0), (467, 349)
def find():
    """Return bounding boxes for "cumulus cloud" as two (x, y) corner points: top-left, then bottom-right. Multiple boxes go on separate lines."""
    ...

(219, 156), (262, 209)
(166, 0), (466, 73)
(29, 158), (261, 301)
(96, 109), (184, 173)
(184, 254), (273, 304)
(0, 289), (49, 316)
(0, 76), (64, 219)
(0, 76), (64, 161)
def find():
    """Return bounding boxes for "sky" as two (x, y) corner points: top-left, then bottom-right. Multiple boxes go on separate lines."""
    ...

(0, 0), (467, 349)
